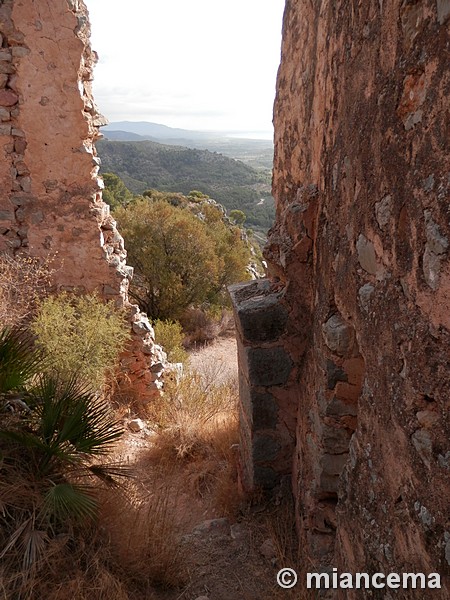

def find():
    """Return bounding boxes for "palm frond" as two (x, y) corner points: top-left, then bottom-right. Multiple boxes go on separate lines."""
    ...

(0, 517), (32, 560)
(0, 328), (43, 395)
(41, 483), (98, 522)
(22, 375), (124, 472)
(0, 427), (48, 451)
(21, 527), (49, 571)
(68, 396), (124, 454)
(88, 462), (135, 486)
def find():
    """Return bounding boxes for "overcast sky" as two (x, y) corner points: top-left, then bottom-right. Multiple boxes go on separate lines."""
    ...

(84, 0), (285, 137)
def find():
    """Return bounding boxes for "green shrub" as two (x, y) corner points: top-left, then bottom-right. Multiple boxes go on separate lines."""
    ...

(31, 293), (130, 389)
(153, 319), (188, 364)
(229, 209), (246, 225)
(114, 198), (251, 321)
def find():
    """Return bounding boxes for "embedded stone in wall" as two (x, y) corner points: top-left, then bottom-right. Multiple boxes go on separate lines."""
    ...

(437, 0), (450, 24)
(356, 234), (384, 278)
(423, 210), (448, 290)
(322, 315), (355, 358)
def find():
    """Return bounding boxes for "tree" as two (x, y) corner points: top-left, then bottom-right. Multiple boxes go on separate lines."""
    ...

(115, 199), (221, 319)
(115, 197), (252, 319)
(229, 209), (246, 226)
(102, 172), (134, 209)
(196, 203), (251, 304)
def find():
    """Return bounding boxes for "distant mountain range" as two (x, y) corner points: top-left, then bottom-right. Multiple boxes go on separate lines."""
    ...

(102, 121), (220, 140)
(102, 121), (272, 141)
(101, 121), (274, 170)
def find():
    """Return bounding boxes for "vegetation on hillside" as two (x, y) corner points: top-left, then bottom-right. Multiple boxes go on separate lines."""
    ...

(114, 195), (252, 321)
(102, 172), (134, 209)
(96, 139), (275, 229)
(103, 126), (275, 169)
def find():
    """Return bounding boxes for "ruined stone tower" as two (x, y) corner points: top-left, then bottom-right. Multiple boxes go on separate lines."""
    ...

(1, 0), (448, 595)
(0, 0), (166, 400)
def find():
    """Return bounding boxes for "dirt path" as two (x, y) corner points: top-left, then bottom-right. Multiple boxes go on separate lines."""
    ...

(117, 337), (297, 600)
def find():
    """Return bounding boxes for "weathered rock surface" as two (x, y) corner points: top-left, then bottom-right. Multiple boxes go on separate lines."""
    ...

(0, 0), (166, 402)
(233, 0), (449, 597)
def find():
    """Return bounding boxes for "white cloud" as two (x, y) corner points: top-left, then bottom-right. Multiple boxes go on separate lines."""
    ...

(84, 0), (285, 134)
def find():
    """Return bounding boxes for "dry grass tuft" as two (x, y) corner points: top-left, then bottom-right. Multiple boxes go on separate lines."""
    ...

(144, 362), (241, 517)
(246, 484), (320, 600)
(265, 483), (299, 567)
(19, 538), (134, 600)
(0, 519), (134, 600)
(98, 479), (188, 591)
(147, 367), (238, 459)
(0, 473), (183, 600)
(181, 307), (235, 347)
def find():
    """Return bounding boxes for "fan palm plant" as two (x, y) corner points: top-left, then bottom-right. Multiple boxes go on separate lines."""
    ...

(0, 327), (42, 400)
(0, 327), (129, 589)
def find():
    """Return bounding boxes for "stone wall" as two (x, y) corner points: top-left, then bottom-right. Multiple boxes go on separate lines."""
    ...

(229, 279), (296, 491)
(0, 0), (166, 401)
(233, 0), (449, 596)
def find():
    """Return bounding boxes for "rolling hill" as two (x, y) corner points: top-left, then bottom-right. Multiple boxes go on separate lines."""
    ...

(101, 121), (274, 170)
(96, 139), (275, 230)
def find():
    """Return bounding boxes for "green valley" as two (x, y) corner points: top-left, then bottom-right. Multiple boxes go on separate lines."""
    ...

(96, 139), (275, 232)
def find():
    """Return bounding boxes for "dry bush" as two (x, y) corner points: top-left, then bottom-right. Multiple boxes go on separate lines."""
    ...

(0, 520), (162, 600)
(0, 252), (55, 328)
(4, 538), (133, 600)
(0, 449), (184, 599)
(0, 507), (128, 600)
(217, 308), (236, 336)
(181, 307), (236, 348)
(181, 307), (220, 346)
(0, 472), (182, 600)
